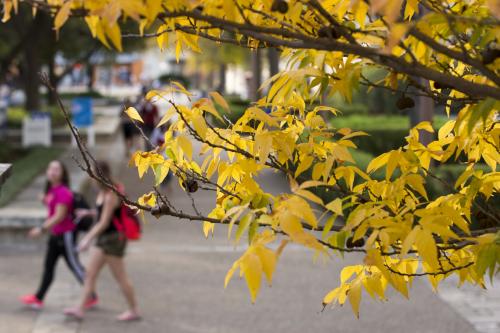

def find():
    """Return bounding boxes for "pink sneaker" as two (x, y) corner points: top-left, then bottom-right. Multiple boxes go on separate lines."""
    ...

(20, 294), (43, 310)
(84, 296), (99, 310)
(63, 307), (84, 320)
(116, 310), (141, 322)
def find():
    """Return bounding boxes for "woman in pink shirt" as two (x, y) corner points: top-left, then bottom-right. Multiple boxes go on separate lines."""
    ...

(20, 160), (97, 310)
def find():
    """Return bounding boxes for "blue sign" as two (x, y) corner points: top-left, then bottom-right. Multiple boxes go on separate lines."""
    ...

(72, 97), (93, 127)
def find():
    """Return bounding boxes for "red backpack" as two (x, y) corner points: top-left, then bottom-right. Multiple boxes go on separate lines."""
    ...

(113, 184), (142, 241)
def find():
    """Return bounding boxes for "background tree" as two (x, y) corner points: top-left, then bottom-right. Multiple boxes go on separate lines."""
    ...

(190, 38), (249, 94)
(0, 6), (145, 110)
(5, 0), (499, 317)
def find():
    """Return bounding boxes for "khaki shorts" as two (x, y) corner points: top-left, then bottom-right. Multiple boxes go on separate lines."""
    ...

(96, 232), (127, 257)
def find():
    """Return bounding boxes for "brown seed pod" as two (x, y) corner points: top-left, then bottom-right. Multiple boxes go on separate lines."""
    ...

(482, 48), (500, 65)
(346, 236), (365, 248)
(318, 26), (341, 39)
(183, 179), (199, 193)
(396, 96), (415, 110)
(433, 81), (452, 90)
(151, 204), (170, 219)
(271, 0), (289, 14)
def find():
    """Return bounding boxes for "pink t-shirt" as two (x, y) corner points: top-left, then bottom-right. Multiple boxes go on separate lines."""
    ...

(44, 185), (74, 235)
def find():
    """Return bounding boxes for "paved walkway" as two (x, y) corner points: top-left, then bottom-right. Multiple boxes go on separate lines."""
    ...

(437, 276), (500, 333)
(0, 122), (498, 333)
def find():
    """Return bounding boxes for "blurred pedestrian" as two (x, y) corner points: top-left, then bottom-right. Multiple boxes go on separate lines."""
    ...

(64, 161), (140, 321)
(19, 160), (98, 310)
(121, 97), (140, 157)
(139, 99), (158, 149)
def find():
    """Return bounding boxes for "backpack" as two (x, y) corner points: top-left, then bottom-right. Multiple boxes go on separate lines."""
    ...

(113, 184), (142, 241)
(72, 192), (94, 232)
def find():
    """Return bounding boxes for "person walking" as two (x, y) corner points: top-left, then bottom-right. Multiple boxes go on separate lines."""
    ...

(64, 161), (140, 321)
(139, 99), (158, 149)
(121, 97), (141, 157)
(19, 160), (98, 310)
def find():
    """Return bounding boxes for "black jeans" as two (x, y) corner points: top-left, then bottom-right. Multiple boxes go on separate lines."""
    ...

(35, 232), (86, 301)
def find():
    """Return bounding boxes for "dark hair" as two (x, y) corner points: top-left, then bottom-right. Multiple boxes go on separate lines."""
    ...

(93, 160), (113, 187)
(44, 160), (70, 194)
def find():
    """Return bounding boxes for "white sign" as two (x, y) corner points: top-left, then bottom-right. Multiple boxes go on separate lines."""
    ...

(22, 116), (51, 147)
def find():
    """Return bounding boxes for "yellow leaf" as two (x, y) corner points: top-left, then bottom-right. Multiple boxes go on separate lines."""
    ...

(348, 280), (362, 318)
(287, 196), (317, 228)
(298, 180), (326, 190)
(104, 20), (122, 51)
(295, 155), (313, 178)
(438, 120), (455, 140)
(156, 24), (169, 51)
(177, 135), (192, 160)
(363, 274), (386, 300)
(203, 221), (214, 238)
(247, 107), (279, 128)
(138, 192), (156, 208)
(400, 226), (419, 258)
(175, 38), (182, 63)
(192, 114), (208, 139)
(415, 228), (438, 268)
(210, 91), (230, 111)
(54, 0), (72, 31)
(241, 252), (263, 303)
(156, 107), (176, 128)
(224, 260), (238, 288)
(199, 103), (224, 122)
(139, 19), (148, 36)
(124, 107), (144, 123)
(1, 0), (12, 23)
(386, 150), (399, 180)
(326, 198), (343, 216)
(153, 162), (170, 186)
(254, 132), (272, 164)
(384, 23), (408, 53)
(323, 286), (341, 305)
(406, 174), (428, 200)
(414, 121), (434, 133)
(255, 246), (277, 285)
(171, 81), (193, 96)
(146, 0), (162, 21)
(295, 189), (324, 205)
(366, 152), (390, 173)
(341, 265), (363, 283)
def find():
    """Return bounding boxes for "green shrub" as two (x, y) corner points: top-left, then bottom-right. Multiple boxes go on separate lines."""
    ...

(331, 115), (449, 156)
(209, 97), (250, 127)
(158, 73), (191, 89)
(44, 90), (104, 100)
(7, 106), (67, 129)
(0, 146), (64, 207)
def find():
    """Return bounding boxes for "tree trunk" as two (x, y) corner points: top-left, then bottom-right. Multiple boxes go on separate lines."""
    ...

(207, 70), (215, 91)
(268, 48), (280, 77)
(47, 56), (58, 106)
(21, 13), (48, 112)
(23, 43), (41, 112)
(86, 64), (95, 91)
(217, 63), (227, 94)
(249, 49), (262, 101)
